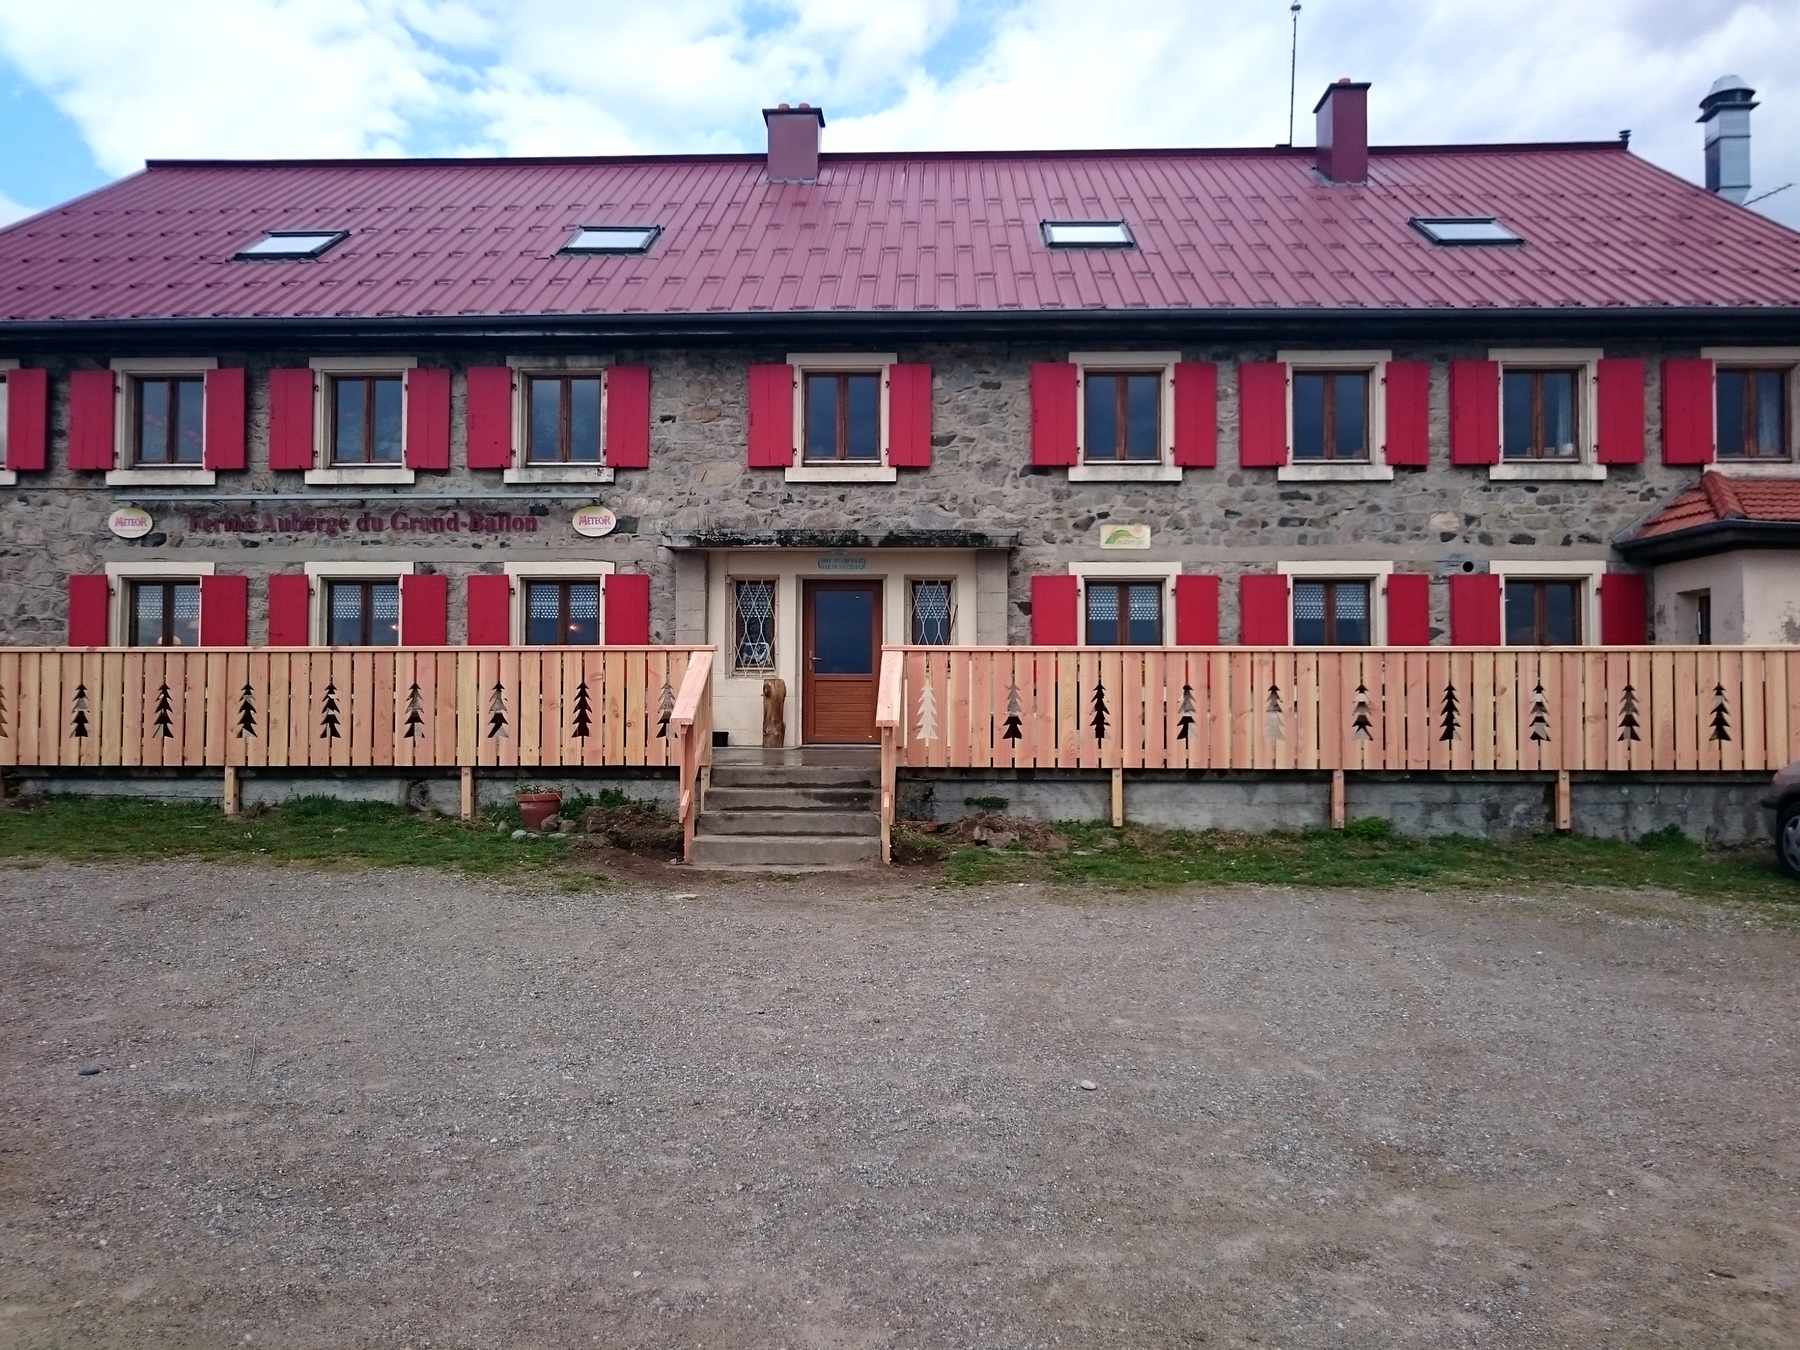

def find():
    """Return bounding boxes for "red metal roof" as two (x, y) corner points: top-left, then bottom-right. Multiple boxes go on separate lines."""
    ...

(1632, 471), (1800, 539)
(3, 142), (1800, 324)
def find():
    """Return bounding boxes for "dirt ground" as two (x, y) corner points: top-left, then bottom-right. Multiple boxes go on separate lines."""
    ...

(1, 862), (1796, 1350)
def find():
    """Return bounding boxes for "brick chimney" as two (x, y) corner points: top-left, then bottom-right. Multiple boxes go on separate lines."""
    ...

(764, 103), (825, 183)
(1313, 78), (1371, 183)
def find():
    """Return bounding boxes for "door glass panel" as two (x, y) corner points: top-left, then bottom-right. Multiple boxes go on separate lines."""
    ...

(812, 588), (875, 674)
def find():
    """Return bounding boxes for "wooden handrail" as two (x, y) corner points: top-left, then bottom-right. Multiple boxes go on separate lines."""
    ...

(669, 649), (715, 863)
(875, 650), (904, 864)
(669, 646), (715, 729)
(875, 649), (904, 728)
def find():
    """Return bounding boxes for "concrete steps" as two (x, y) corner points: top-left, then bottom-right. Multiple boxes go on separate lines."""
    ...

(690, 755), (881, 870)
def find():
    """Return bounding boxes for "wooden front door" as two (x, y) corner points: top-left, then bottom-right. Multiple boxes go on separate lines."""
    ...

(802, 579), (882, 744)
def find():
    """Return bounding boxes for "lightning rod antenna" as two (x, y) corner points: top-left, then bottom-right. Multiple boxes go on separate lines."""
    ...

(1288, 2), (1302, 146)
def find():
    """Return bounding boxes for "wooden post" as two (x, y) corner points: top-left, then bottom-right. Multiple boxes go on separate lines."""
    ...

(222, 765), (240, 817)
(460, 765), (476, 821)
(1554, 770), (1572, 832)
(1330, 769), (1346, 830)
(1111, 767), (1125, 828)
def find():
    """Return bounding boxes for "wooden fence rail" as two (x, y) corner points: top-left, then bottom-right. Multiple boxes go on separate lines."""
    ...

(0, 647), (714, 774)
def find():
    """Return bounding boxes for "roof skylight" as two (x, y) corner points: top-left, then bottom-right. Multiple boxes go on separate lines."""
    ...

(233, 230), (348, 260)
(1410, 216), (1522, 246)
(1041, 220), (1135, 248)
(562, 225), (661, 255)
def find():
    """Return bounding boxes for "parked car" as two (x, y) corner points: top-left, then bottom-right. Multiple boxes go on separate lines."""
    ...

(1763, 763), (1800, 878)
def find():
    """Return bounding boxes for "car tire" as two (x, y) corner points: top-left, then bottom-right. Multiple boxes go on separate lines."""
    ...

(1779, 800), (1800, 879)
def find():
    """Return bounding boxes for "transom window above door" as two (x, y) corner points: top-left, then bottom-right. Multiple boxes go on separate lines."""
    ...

(1503, 368), (1581, 460)
(1292, 579), (1371, 645)
(130, 579), (200, 648)
(1082, 371), (1161, 462)
(133, 376), (204, 466)
(1291, 371), (1369, 462)
(1084, 579), (1163, 646)
(1716, 366), (1790, 459)
(331, 375), (403, 464)
(1504, 578), (1583, 645)
(327, 579), (399, 646)
(804, 372), (881, 462)
(525, 580), (600, 645)
(526, 375), (603, 464)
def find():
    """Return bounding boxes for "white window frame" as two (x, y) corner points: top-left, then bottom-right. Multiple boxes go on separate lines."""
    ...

(104, 357), (219, 487)
(905, 575), (958, 645)
(502, 356), (618, 485)
(1489, 559), (1606, 648)
(104, 560), (216, 648)
(1276, 560), (1396, 645)
(1067, 350), (1181, 483)
(784, 352), (899, 483)
(1488, 348), (1605, 482)
(503, 561), (616, 645)
(0, 357), (16, 486)
(306, 355), (418, 486)
(1276, 350), (1394, 482)
(303, 561), (414, 646)
(1068, 560), (1181, 644)
(1701, 346), (1800, 475)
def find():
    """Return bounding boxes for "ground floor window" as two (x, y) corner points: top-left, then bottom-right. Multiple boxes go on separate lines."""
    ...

(130, 579), (201, 648)
(1084, 579), (1163, 646)
(1504, 579), (1583, 646)
(326, 579), (400, 646)
(909, 579), (954, 644)
(1292, 579), (1371, 645)
(732, 579), (776, 671)
(525, 580), (600, 645)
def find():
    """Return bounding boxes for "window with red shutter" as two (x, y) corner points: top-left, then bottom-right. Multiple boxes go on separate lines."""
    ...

(1238, 573), (1291, 644)
(1450, 360), (1500, 466)
(400, 573), (449, 645)
(1448, 573), (1502, 645)
(199, 575), (249, 647)
(747, 363), (796, 467)
(604, 365), (652, 469)
(203, 368), (247, 471)
(67, 369), (117, 471)
(603, 573), (652, 645)
(1385, 573), (1432, 645)
(1600, 571), (1648, 646)
(1662, 357), (1716, 465)
(1237, 362), (1289, 468)
(1029, 575), (1079, 644)
(1595, 358), (1645, 465)
(403, 368), (451, 470)
(67, 574), (111, 646)
(267, 575), (313, 646)
(4, 367), (48, 472)
(1383, 360), (1431, 467)
(885, 363), (933, 467)
(1171, 362), (1217, 468)
(1029, 363), (1079, 467)
(466, 574), (514, 645)
(268, 368), (317, 470)
(465, 366), (516, 469)
(1174, 573), (1219, 644)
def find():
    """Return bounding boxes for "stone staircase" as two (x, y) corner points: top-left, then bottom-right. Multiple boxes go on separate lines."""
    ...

(689, 754), (881, 869)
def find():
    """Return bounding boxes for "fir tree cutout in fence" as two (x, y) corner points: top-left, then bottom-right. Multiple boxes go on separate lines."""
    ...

(236, 682), (257, 739)
(402, 682), (425, 740)
(1528, 681), (1552, 743)
(1088, 676), (1109, 744)
(656, 677), (675, 739)
(151, 682), (175, 739)
(69, 683), (90, 739)
(1710, 683), (1732, 743)
(0, 678), (8, 738)
(319, 681), (342, 740)
(1263, 684), (1284, 743)
(570, 677), (592, 739)
(1438, 681), (1461, 743)
(1175, 683), (1197, 742)
(1616, 682), (1642, 743)
(487, 681), (509, 739)
(915, 675), (939, 742)
(1001, 680), (1024, 742)
(1350, 682), (1374, 741)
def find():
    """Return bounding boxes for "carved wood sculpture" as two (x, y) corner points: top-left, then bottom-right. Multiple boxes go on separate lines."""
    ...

(762, 676), (786, 746)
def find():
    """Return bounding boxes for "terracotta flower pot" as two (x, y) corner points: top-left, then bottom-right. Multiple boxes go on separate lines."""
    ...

(516, 790), (562, 833)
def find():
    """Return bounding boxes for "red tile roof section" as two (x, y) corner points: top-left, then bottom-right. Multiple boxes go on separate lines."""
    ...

(1632, 471), (1800, 538)
(3, 142), (1800, 323)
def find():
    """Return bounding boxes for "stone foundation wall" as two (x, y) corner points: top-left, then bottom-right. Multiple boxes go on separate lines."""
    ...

(0, 338), (1706, 645)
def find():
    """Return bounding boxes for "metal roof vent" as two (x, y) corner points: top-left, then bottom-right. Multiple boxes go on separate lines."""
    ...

(1698, 74), (1757, 204)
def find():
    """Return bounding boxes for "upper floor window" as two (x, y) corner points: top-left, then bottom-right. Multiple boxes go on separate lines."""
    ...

(133, 376), (204, 466)
(804, 372), (880, 462)
(1292, 370), (1369, 462)
(525, 580), (600, 646)
(1085, 579), (1163, 646)
(909, 580), (954, 645)
(331, 375), (403, 465)
(1503, 368), (1581, 460)
(327, 579), (400, 646)
(1716, 366), (1790, 460)
(130, 579), (201, 648)
(1293, 579), (1371, 645)
(1504, 579), (1583, 646)
(1083, 371), (1160, 463)
(527, 375), (602, 464)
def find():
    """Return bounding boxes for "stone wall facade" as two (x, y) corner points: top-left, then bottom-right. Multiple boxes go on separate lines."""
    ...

(0, 336), (1712, 646)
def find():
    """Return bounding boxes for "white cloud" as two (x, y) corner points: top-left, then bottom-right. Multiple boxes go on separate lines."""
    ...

(0, 0), (1795, 227)
(0, 190), (36, 227)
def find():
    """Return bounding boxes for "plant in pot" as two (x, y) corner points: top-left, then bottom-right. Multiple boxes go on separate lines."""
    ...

(514, 783), (563, 833)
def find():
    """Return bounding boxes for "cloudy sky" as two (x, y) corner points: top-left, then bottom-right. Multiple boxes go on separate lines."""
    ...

(0, 0), (1796, 228)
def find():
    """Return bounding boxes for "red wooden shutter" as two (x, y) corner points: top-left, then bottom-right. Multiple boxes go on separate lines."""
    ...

(1238, 573), (1290, 644)
(1174, 574), (1220, 645)
(1449, 573), (1502, 646)
(202, 367), (246, 471)
(67, 369), (116, 471)
(1450, 359), (1500, 466)
(603, 365), (652, 469)
(199, 574), (249, 647)
(268, 368), (316, 470)
(4, 367), (48, 471)
(1383, 360), (1431, 467)
(466, 574), (513, 646)
(1385, 572), (1432, 645)
(1661, 357), (1716, 465)
(1600, 571), (1648, 646)
(267, 575), (312, 646)
(404, 367), (451, 470)
(1029, 363), (1078, 467)
(465, 366), (515, 469)
(603, 573), (652, 645)
(747, 363), (795, 467)
(1171, 361), (1217, 468)
(1029, 575), (1079, 644)
(67, 574), (110, 646)
(400, 573), (448, 645)
(1237, 361), (1288, 467)
(886, 363), (933, 467)
(1595, 357), (1645, 465)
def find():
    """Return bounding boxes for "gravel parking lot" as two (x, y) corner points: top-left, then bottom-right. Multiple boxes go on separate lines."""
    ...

(2, 861), (1796, 1349)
